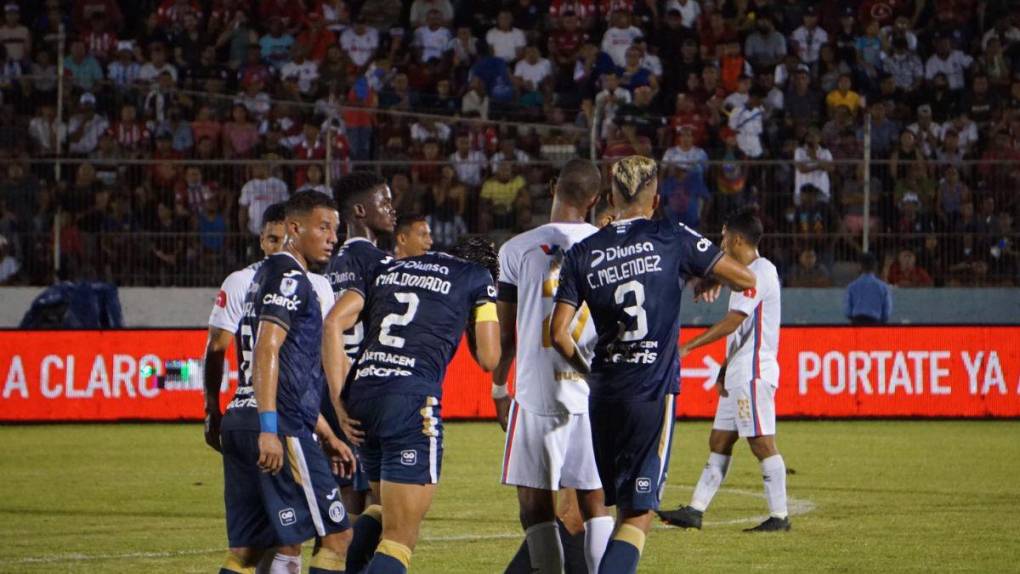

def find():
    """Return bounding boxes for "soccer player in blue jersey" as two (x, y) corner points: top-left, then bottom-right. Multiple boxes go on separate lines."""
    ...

(550, 156), (756, 574)
(218, 191), (356, 574)
(322, 236), (502, 574)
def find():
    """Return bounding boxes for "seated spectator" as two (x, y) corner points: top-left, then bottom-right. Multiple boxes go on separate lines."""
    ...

(895, 192), (937, 240)
(461, 76), (490, 119)
(296, 13), (336, 63)
(486, 10), (527, 63)
(411, 139), (444, 190)
(894, 163), (936, 211)
(885, 247), (934, 287)
(491, 137), (531, 173)
(744, 14), (787, 70)
(238, 161), (288, 238)
(280, 45), (319, 97)
(601, 10), (642, 67)
(826, 73), (863, 116)
(926, 73), (959, 123)
(480, 161), (527, 231)
(791, 6), (827, 66)
(413, 9), (452, 65)
(712, 128), (749, 220)
(409, 0), (453, 28)
(594, 71), (631, 138)
(67, 93), (109, 156)
(28, 102), (65, 156)
(925, 34), (972, 92)
(513, 44), (553, 109)
(449, 133), (487, 188)
(221, 104), (259, 158)
(788, 248), (833, 287)
(0, 233), (20, 284)
(936, 165), (970, 227)
(64, 38), (104, 92)
(728, 87), (766, 159)
(138, 41), (178, 89)
(259, 17), (295, 70)
(296, 163), (331, 195)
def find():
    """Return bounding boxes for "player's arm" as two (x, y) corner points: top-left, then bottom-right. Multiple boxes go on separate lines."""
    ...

(491, 300), (516, 430)
(252, 320), (287, 475)
(315, 414), (356, 478)
(321, 289), (366, 443)
(470, 301), (501, 372)
(707, 254), (756, 292)
(550, 302), (591, 376)
(202, 326), (233, 452)
(680, 311), (747, 357)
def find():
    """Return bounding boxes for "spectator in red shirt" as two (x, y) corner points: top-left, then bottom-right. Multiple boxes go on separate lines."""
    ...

(886, 248), (934, 287)
(667, 92), (712, 147)
(156, 0), (203, 31)
(258, 0), (307, 34)
(549, 0), (596, 30)
(295, 13), (335, 62)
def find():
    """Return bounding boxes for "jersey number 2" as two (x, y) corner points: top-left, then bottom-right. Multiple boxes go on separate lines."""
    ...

(614, 281), (648, 341)
(379, 292), (420, 348)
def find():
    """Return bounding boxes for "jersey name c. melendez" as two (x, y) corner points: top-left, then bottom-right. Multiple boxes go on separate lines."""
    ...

(498, 222), (599, 415)
(555, 218), (723, 402)
(346, 252), (496, 402)
(222, 252), (325, 438)
(725, 256), (781, 389)
(324, 237), (392, 359)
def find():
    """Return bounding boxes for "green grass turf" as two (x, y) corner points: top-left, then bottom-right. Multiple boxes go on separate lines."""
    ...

(1, 421), (1019, 573)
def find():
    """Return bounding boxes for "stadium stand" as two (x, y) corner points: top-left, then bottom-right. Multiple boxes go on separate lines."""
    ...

(0, 0), (1017, 287)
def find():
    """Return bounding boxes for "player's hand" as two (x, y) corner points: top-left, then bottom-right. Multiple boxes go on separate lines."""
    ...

(257, 432), (284, 475)
(337, 405), (365, 447)
(204, 411), (222, 453)
(716, 380), (728, 397)
(693, 279), (722, 303)
(323, 434), (357, 479)
(494, 395), (512, 431)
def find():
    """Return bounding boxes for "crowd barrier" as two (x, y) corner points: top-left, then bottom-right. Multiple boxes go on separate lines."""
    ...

(1, 326), (1018, 421)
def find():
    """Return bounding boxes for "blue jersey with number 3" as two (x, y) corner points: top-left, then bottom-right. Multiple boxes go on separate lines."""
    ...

(555, 218), (722, 402)
(346, 252), (496, 402)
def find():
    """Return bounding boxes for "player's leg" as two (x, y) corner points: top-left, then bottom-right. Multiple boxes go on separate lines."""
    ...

(363, 394), (444, 574)
(364, 482), (436, 573)
(594, 395), (675, 574)
(345, 400), (385, 573)
(743, 380), (789, 532)
(220, 430), (277, 573)
(501, 402), (570, 574)
(659, 392), (740, 529)
(563, 410), (613, 574)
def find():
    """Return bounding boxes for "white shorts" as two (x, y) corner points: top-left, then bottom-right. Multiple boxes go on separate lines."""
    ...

(500, 400), (602, 491)
(713, 378), (777, 438)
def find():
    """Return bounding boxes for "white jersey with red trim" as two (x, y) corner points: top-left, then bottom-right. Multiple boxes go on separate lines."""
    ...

(497, 222), (599, 415)
(724, 256), (781, 389)
(209, 260), (334, 333)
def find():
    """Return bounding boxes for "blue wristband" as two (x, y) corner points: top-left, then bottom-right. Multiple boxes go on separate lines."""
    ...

(259, 411), (278, 434)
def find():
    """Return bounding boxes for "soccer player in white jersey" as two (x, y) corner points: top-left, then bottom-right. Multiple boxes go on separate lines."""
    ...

(658, 208), (790, 532)
(495, 159), (614, 574)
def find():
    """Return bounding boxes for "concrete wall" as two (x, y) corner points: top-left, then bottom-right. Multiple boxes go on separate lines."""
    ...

(1, 287), (1018, 328)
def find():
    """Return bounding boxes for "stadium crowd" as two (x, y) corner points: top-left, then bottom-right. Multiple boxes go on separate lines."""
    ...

(0, 0), (1017, 287)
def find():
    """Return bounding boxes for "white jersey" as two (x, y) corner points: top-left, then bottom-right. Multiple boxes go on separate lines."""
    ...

(725, 256), (781, 388)
(209, 260), (334, 333)
(498, 222), (599, 415)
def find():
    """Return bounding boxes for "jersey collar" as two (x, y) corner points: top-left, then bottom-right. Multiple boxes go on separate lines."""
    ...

(277, 250), (307, 271)
(343, 236), (376, 247)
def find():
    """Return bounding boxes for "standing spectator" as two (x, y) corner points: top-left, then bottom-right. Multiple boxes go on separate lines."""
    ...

(791, 6), (828, 67)
(844, 252), (893, 324)
(600, 10), (642, 67)
(794, 129), (834, 205)
(238, 161), (288, 239)
(486, 10), (527, 63)
(728, 87), (765, 159)
(924, 35), (973, 92)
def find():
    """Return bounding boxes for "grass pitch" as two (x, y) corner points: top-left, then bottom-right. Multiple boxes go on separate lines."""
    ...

(1, 421), (1019, 573)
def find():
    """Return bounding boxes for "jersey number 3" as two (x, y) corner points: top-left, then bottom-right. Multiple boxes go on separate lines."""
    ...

(379, 292), (420, 348)
(614, 280), (648, 341)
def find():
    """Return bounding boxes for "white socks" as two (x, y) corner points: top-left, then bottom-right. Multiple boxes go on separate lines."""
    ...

(526, 521), (564, 574)
(267, 553), (301, 574)
(583, 515), (614, 574)
(760, 454), (789, 519)
(690, 452), (731, 512)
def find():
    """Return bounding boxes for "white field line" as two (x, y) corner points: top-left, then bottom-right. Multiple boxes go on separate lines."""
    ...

(1, 487), (815, 565)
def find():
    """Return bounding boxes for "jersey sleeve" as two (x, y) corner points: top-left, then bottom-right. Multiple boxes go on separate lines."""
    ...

(258, 270), (309, 331)
(310, 275), (336, 320)
(553, 244), (584, 308)
(675, 223), (724, 278)
(728, 279), (762, 317)
(208, 271), (247, 333)
(471, 266), (498, 307)
(496, 242), (519, 303)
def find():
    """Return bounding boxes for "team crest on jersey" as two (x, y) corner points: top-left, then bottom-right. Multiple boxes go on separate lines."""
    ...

(280, 277), (298, 296)
(635, 477), (652, 493)
(215, 290), (227, 308)
(400, 450), (417, 466)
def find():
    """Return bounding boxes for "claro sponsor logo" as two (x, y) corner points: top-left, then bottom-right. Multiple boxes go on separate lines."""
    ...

(263, 293), (301, 310)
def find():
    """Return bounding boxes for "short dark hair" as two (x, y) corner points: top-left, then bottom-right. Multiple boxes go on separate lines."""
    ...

(556, 158), (601, 207)
(285, 191), (337, 218)
(262, 202), (287, 227)
(449, 236), (499, 281)
(725, 207), (764, 246)
(395, 213), (427, 236)
(860, 252), (877, 272)
(333, 171), (387, 214)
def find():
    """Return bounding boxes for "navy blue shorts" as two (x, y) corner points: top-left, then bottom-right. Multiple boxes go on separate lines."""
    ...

(347, 394), (443, 485)
(221, 430), (352, 547)
(332, 430), (371, 493)
(589, 394), (676, 511)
